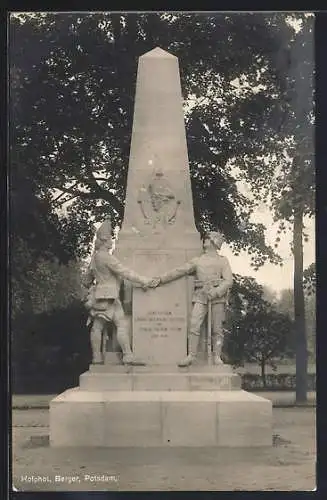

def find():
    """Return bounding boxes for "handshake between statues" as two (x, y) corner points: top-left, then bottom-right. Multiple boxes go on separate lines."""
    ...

(142, 276), (224, 301)
(84, 221), (232, 367)
(141, 276), (221, 305)
(141, 276), (161, 290)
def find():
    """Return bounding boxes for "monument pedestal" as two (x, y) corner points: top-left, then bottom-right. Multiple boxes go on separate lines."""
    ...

(49, 364), (272, 447)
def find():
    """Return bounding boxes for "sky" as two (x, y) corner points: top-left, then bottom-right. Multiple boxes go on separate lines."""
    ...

(219, 162), (315, 295)
(222, 213), (315, 295)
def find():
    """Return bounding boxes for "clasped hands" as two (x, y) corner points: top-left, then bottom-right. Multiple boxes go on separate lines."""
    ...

(142, 279), (223, 298)
(142, 276), (161, 291)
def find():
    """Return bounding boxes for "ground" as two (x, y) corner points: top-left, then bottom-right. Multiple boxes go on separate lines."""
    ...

(12, 406), (316, 491)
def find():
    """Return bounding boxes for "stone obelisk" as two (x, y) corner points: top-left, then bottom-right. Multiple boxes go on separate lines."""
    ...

(49, 48), (272, 450)
(115, 47), (202, 365)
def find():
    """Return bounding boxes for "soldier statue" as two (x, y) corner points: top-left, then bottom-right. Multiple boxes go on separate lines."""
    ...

(83, 218), (158, 365)
(158, 231), (233, 367)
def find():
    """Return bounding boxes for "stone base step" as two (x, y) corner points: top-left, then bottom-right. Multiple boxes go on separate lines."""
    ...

(49, 388), (272, 447)
(90, 362), (234, 373)
(80, 370), (241, 391)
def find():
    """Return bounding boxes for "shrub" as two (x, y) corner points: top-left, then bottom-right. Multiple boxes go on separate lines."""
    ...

(12, 301), (91, 394)
(241, 373), (316, 391)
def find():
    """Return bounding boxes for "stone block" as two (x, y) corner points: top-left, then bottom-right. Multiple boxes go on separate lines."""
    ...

(79, 369), (240, 391)
(49, 389), (106, 447)
(161, 392), (217, 446)
(188, 373), (233, 391)
(180, 363), (233, 373)
(104, 352), (121, 364)
(132, 373), (188, 391)
(231, 374), (242, 390)
(132, 274), (188, 364)
(216, 391), (272, 447)
(89, 363), (129, 373)
(104, 392), (162, 446)
(79, 373), (132, 391)
(49, 388), (272, 448)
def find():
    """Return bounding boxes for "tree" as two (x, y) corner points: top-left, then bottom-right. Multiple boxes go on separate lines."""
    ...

(262, 285), (278, 306)
(278, 288), (294, 319)
(12, 301), (91, 394)
(231, 309), (294, 386)
(303, 263), (316, 361)
(225, 275), (296, 381)
(234, 14), (314, 402)
(304, 293), (316, 361)
(224, 274), (273, 366)
(10, 169), (85, 319)
(9, 12), (289, 264)
(277, 271), (316, 364)
(303, 262), (316, 297)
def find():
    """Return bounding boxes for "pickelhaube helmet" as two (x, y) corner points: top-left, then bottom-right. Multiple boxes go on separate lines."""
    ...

(207, 230), (225, 248)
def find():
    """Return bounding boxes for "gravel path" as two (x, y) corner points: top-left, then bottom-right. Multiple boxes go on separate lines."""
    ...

(12, 407), (316, 491)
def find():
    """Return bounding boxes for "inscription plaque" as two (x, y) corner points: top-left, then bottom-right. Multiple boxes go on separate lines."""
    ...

(131, 251), (188, 364)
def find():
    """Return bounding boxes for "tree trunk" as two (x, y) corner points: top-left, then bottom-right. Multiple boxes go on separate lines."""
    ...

(260, 358), (266, 388)
(293, 208), (308, 403)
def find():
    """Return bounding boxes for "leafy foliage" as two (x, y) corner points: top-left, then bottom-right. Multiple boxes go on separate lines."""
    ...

(12, 302), (91, 394)
(233, 309), (294, 362)
(233, 14), (314, 226)
(11, 249), (83, 319)
(10, 12), (293, 263)
(276, 284), (316, 361)
(303, 262), (316, 296)
(242, 373), (316, 391)
(228, 13), (314, 402)
(225, 274), (295, 382)
(228, 273), (272, 318)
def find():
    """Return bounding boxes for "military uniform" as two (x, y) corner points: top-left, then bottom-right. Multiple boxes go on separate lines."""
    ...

(84, 247), (150, 364)
(160, 250), (233, 365)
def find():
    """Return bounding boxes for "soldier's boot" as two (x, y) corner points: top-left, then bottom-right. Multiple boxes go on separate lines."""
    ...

(117, 323), (146, 366)
(213, 333), (224, 365)
(92, 353), (104, 364)
(122, 353), (146, 366)
(178, 334), (199, 367)
(90, 320), (104, 364)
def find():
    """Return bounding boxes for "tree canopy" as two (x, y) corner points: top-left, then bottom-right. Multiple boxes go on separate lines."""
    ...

(10, 12), (300, 265)
(232, 13), (314, 242)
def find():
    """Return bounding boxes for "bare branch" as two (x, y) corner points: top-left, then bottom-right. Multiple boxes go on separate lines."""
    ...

(52, 191), (68, 205)
(52, 180), (80, 204)
(53, 193), (79, 208)
(51, 184), (124, 216)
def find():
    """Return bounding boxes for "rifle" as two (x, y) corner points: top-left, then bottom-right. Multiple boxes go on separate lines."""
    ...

(207, 297), (213, 365)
